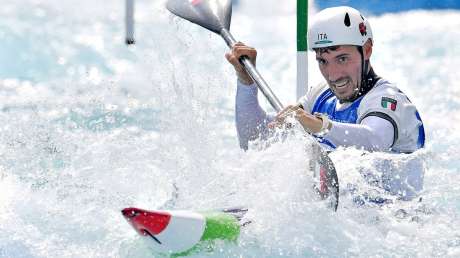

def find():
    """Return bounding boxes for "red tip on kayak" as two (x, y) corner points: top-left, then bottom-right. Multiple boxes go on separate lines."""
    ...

(122, 207), (171, 236)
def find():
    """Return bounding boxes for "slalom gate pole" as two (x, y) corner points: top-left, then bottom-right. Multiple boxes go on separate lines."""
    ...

(296, 0), (308, 99)
(125, 0), (135, 44)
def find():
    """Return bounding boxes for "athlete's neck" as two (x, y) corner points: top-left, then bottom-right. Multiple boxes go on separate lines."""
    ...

(359, 66), (380, 96)
(340, 67), (380, 104)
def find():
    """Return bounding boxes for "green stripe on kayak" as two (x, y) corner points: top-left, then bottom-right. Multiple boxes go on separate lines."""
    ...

(173, 211), (241, 257)
(201, 211), (240, 241)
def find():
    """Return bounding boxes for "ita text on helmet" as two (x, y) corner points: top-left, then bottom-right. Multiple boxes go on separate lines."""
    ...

(308, 6), (373, 50)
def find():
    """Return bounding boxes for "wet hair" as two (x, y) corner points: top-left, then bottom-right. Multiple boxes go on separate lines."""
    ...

(313, 46), (340, 55)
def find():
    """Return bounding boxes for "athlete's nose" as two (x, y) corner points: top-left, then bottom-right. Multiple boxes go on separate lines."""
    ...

(325, 63), (343, 82)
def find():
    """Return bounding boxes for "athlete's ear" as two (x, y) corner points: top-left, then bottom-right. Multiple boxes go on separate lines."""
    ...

(363, 39), (373, 60)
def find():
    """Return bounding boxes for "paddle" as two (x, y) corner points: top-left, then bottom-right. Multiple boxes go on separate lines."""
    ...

(166, 0), (339, 211)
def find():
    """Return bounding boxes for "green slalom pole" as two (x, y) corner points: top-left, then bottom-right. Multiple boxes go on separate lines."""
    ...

(297, 0), (308, 99)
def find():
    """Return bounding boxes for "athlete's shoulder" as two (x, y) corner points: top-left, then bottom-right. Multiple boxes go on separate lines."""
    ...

(358, 78), (424, 151)
(366, 79), (405, 97)
(359, 79), (413, 115)
(298, 82), (329, 113)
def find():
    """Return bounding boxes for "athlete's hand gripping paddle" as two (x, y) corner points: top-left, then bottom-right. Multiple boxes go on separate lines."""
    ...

(166, 0), (339, 211)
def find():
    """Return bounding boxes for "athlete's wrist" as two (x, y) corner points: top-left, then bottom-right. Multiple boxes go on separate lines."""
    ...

(313, 112), (332, 136)
(237, 78), (254, 86)
(236, 71), (254, 85)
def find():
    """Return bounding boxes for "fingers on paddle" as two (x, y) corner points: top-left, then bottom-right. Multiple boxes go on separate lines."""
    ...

(272, 105), (296, 126)
(273, 105), (312, 129)
(226, 43), (254, 66)
(226, 42), (257, 85)
(233, 47), (256, 59)
(294, 107), (315, 123)
(231, 42), (257, 64)
(276, 105), (296, 119)
(225, 52), (240, 67)
(294, 107), (305, 119)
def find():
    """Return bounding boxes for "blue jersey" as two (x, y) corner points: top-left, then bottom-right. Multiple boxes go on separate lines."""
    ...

(300, 79), (425, 153)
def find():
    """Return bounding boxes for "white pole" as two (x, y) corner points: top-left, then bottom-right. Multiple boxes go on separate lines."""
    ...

(125, 0), (135, 44)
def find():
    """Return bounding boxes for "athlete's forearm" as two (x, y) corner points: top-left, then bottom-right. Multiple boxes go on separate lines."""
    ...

(324, 116), (394, 151)
(235, 80), (272, 150)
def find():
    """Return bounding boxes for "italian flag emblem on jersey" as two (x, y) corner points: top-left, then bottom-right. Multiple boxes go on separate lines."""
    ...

(381, 97), (397, 111)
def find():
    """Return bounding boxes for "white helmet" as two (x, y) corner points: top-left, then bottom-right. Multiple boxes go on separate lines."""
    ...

(308, 6), (373, 50)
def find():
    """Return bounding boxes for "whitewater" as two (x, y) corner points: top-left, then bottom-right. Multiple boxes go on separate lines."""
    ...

(1, 0), (459, 257)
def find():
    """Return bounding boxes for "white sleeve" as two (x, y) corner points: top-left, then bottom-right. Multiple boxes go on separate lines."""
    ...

(324, 116), (394, 151)
(235, 80), (274, 150)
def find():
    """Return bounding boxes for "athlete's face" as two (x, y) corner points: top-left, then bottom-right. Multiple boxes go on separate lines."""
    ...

(315, 45), (363, 101)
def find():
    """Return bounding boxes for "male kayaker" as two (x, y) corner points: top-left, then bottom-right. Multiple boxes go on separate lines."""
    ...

(225, 6), (425, 200)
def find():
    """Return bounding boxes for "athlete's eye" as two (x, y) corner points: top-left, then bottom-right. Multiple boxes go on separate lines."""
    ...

(317, 58), (327, 66)
(337, 56), (348, 64)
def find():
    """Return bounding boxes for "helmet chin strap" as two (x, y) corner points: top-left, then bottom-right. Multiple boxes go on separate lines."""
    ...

(339, 46), (378, 103)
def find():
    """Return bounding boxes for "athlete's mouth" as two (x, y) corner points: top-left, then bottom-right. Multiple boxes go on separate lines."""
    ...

(331, 78), (349, 89)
